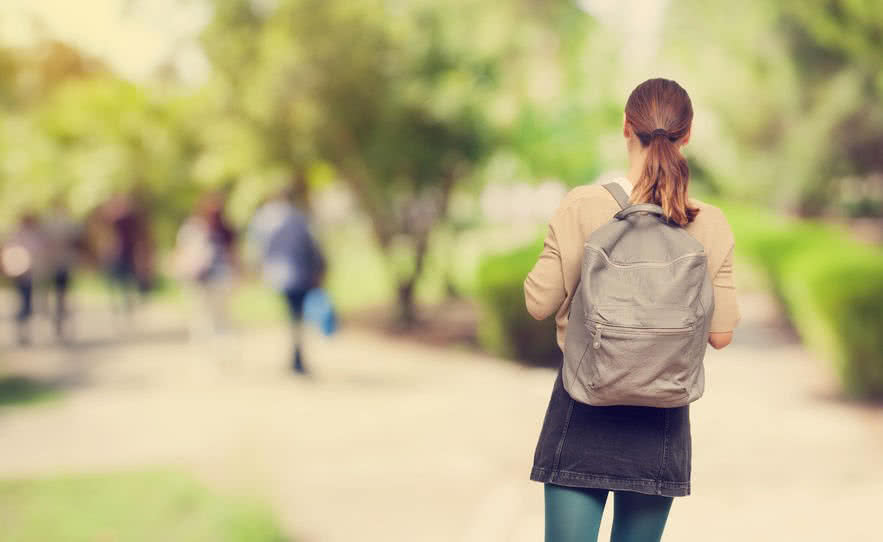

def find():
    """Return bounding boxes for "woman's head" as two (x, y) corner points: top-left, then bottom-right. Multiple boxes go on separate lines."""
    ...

(623, 78), (699, 226)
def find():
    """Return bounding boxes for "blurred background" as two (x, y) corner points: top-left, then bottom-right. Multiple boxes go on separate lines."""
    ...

(0, 1), (881, 541)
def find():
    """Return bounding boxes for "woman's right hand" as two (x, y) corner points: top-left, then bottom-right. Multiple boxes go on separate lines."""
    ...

(708, 331), (733, 350)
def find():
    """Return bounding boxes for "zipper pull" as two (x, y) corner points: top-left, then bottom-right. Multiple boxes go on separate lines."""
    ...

(593, 327), (602, 349)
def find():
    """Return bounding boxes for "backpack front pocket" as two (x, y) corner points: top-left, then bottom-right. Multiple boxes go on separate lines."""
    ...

(584, 305), (697, 405)
(589, 303), (697, 331)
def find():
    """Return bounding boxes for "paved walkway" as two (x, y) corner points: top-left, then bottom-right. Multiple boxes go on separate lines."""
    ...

(0, 290), (880, 541)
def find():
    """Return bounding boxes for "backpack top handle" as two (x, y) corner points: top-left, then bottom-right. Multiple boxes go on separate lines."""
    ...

(613, 203), (666, 220)
(601, 181), (665, 220)
(602, 182), (666, 221)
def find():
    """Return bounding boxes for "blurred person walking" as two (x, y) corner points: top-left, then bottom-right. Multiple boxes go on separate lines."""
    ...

(524, 78), (741, 542)
(174, 192), (239, 341)
(100, 192), (154, 321)
(248, 188), (326, 375)
(43, 198), (85, 341)
(1, 213), (50, 346)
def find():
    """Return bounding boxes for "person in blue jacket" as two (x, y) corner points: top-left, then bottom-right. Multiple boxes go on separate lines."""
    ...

(248, 188), (326, 375)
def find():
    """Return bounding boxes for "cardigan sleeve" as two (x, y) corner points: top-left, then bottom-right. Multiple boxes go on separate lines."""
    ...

(524, 221), (567, 321)
(709, 242), (742, 332)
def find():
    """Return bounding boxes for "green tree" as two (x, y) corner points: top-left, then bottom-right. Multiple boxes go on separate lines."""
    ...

(0, 73), (200, 237)
(201, 0), (502, 325)
(0, 42), (116, 227)
(662, 0), (883, 215)
(778, 0), (883, 215)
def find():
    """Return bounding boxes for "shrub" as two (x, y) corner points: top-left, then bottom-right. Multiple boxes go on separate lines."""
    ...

(780, 247), (883, 398)
(475, 238), (561, 366)
(719, 199), (883, 399)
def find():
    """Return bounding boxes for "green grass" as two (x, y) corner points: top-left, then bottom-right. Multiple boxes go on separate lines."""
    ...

(0, 376), (61, 408)
(0, 469), (289, 542)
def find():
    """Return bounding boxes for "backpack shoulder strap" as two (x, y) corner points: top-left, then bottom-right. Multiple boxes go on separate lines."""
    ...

(602, 182), (631, 210)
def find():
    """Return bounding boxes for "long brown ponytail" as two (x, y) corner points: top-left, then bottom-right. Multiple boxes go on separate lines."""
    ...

(624, 78), (700, 227)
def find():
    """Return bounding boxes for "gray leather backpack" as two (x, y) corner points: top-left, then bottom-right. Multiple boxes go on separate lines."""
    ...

(562, 182), (715, 408)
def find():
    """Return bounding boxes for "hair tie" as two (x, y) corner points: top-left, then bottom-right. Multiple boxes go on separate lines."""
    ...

(651, 128), (668, 138)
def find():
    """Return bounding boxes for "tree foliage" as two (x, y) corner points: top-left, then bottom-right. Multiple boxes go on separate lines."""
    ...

(1, 0), (881, 323)
(201, 0), (508, 323)
(663, 0), (883, 215)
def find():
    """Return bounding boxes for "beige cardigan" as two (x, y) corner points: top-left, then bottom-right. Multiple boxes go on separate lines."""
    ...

(524, 177), (742, 352)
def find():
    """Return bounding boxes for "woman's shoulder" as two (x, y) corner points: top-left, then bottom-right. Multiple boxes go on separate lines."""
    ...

(558, 183), (617, 211)
(685, 197), (735, 249)
(686, 197), (732, 228)
(553, 185), (734, 239)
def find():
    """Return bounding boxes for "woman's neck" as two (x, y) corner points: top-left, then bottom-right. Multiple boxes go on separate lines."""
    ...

(625, 147), (648, 188)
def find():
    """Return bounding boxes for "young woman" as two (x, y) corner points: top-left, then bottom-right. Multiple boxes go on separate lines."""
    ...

(524, 78), (741, 542)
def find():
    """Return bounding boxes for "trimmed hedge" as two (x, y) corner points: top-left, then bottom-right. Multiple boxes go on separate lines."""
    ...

(475, 237), (560, 366)
(719, 200), (883, 399)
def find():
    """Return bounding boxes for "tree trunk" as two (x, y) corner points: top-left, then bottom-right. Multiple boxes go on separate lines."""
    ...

(396, 279), (418, 327)
(338, 157), (462, 330)
(393, 230), (431, 328)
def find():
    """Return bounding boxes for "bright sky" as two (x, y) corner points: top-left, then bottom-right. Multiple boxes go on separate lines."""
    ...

(578, 0), (667, 70)
(0, 0), (212, 85)
(0, 0), (663, 86)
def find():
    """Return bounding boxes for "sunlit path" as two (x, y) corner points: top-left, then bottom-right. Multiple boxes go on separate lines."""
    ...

(0, 288), (880, 541)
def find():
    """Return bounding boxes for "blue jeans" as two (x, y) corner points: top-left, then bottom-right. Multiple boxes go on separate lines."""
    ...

(283, 287), (309, 321)
(282, 287), (310, 373)
(15, 276), (33, 323)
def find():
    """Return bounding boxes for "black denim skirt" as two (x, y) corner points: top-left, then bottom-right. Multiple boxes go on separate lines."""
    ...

(530, 364), (692, 497)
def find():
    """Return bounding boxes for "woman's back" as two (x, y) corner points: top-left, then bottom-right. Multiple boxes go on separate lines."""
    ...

(524, 176), (741, 352)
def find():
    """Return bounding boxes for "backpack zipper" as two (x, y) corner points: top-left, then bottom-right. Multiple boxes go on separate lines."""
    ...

(590, 320), (695, 332)
(591, 322), (693, 349)
(585, 246), (706, 269)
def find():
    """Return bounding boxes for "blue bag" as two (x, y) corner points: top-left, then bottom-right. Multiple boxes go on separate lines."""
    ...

(303, 288), (338, 336)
